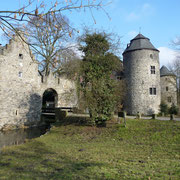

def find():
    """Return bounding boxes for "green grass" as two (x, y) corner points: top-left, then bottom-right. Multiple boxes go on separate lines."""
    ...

(0, 116), (180, 179)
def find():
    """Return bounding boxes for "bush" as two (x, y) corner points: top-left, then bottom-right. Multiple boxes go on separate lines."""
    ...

(159, 102), (168, 116)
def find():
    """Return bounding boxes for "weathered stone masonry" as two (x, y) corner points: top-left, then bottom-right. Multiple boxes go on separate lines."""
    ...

(123, 34), (177, 115)
(0, 36), (77, 130)
(160, 66), (177, 107)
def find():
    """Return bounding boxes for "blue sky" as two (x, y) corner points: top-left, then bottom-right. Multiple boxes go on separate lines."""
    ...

(1, 0), (180, 67)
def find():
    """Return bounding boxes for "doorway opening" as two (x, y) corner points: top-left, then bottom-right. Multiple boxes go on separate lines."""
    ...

(42, 88), (58, 108)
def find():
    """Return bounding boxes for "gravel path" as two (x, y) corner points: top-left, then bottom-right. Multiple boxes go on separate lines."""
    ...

(69, 113), (180, 121)
(126, 115), (180, 121)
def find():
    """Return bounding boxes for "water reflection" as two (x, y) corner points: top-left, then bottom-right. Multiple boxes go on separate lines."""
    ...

(0, 125), (50, 150)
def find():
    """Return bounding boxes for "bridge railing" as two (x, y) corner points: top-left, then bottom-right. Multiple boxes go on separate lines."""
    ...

(42, 107), (73, 114)
(42, 108), (55, 113)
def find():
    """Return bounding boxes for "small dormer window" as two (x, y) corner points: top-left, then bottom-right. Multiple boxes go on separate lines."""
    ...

(19, 72), (23, 78)
(19, 53), (23, 59)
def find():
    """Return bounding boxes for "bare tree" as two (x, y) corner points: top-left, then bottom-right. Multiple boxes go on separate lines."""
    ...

(168, 57), (180, 103)
(0, 0), (110, 41)
(172, 36), (180, 50)
(169, 37), (180, 104)
(22, 13), (76, 75)
(0, 0), (110, 74)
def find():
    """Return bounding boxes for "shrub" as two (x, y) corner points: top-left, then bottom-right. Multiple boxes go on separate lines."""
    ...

(169, 104), (178, 115)
(159, 102), (168, 116)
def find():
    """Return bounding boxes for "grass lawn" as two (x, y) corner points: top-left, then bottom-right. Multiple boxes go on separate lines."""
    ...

(0, 116), (180, 179)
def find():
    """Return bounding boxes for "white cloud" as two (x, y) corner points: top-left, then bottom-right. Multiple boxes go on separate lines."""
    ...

(126, 3), (154, 21)
(158, 47), (179, 67)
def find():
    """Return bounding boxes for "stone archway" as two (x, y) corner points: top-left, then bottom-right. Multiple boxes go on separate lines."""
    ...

(42, 88), (58, 108)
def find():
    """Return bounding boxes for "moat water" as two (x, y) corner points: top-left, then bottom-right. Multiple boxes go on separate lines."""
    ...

(0, 125), (50, 151)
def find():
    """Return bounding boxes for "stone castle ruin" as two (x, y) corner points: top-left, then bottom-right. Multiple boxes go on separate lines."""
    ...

(0, 35), (77, 130)
(0, 33), (178, 130)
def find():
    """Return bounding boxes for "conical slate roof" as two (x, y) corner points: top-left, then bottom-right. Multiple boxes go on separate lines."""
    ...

(123, 33), (159, 54)
(160, 65), (175, 77)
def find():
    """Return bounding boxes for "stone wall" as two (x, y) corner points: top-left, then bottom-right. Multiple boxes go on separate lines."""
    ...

(40, 72), (77, 107)
(123, 49), (161, 115)
(160, 75), (177, 106)
(0, 36), (77, 130)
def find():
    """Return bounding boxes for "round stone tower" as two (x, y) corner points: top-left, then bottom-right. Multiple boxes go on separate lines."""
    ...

(123, 34), (160, 115)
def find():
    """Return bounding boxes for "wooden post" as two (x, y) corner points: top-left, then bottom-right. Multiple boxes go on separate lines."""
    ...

(136, 112), (141, 119)
(152, 114), (157, 119)
(55, 108), (61, 122)
(170, 114), (174, 120)
(118, 111), (126, 127)
(123, 111), (126, 127)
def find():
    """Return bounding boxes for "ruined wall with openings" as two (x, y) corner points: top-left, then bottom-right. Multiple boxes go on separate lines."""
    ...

(0, 36), (77, 130)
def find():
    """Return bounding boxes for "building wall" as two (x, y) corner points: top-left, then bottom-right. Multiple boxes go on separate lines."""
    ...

(123, 49), (161, 115)
(160, 75), (177, 106)
(0, 36), (77, 130)
(40, 72), (77, 107)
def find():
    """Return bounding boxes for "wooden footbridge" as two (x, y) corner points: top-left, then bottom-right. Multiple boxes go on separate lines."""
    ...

(41, 107), (73, 116)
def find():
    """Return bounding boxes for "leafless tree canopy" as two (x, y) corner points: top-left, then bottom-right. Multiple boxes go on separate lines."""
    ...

(172, 36), (180, 50)
(169, 37), (180, 80)
(169, 37), (180, 104)
(0, 0), (110, 40)
(0, 0), (110, 74)
(24, 13), (76, 75)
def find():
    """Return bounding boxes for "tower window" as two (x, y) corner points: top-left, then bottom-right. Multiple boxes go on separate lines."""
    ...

(166, 86), (168, 91)
(150, 87), (156, 95)
(19, 53), (23, 59)
(151, 66), (155, 74)
(167, 97), (171, 103)
(18, 72), (23, 78)
(15, 110), (19, 116)
(150, 54), (153, 59)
